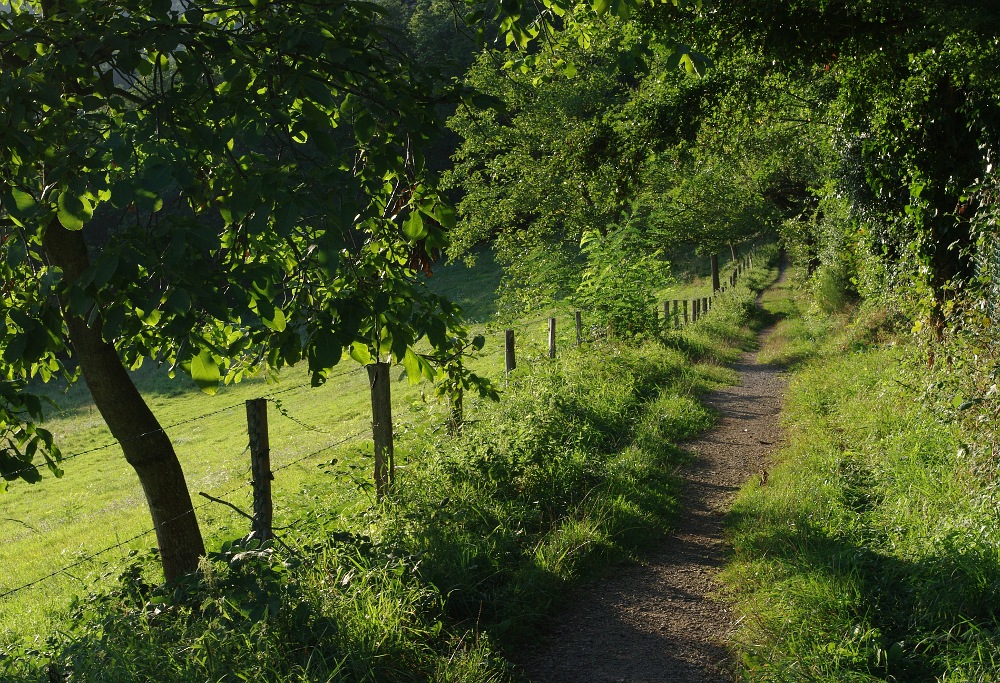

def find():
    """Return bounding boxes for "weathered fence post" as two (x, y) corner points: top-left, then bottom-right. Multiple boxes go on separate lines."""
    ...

(702, 297), (709, 315)
(548, 317), (556, 359)
(575, 310), (583, 346)
(673, 300), (679, 328)
(663, 301), (670, 328)
(683, 299), (689, 324)
(449, 387), (464, 437)
(711, 253), (721, 292)
(448, 341), (464, 436)
(505, 329), (516, 375)
(246, 398), (273, 542)
(367, 362), (393, 500)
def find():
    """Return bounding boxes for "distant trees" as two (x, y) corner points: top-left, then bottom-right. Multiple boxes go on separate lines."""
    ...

(445, 0), (1000, 342)
(445, 20), (709, 318)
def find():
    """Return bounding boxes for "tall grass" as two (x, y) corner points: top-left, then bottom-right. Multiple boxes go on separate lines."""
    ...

(723, 281), (1000, 681)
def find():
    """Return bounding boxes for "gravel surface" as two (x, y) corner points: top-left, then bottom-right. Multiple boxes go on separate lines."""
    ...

(515, 298), (788, 683)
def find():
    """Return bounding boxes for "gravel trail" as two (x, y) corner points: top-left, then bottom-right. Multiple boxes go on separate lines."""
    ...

(516, 287), (787, 683)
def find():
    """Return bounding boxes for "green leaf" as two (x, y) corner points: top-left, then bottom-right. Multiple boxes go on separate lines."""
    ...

(402, 347), (436, 383)
(3, 334), (27, 364)
(166, 289), (192, 315)
(402, 211), (428, 241)
(349, 341), (373, 365)
(91, 254), (119, 287)
(264, 306), (286, 332)
(402, 348), (422, 385)
(420, 200), (457, 229)
(57, 190), (93, 231)
(190, 348), (221, 395)
(354, 112), (376, 143)
(11, 188), (37, 215)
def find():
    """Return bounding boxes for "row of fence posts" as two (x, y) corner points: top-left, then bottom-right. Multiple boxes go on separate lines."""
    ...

(240, 247), (757, 540)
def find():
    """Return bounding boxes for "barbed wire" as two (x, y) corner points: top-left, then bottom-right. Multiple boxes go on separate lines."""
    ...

(0, 428), (370, 603)
(268, 398), (332, 436)
(3, 366), (368, 485)
(270, 428), (369, 476)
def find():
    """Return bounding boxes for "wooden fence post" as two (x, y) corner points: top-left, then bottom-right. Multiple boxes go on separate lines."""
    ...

(711, 253), (721, 292)
(367, 362), (393, 500)
(448, 341), (464, 436)
(548, 317), (556, 359)
(575, 310), (583, 346)
(246, 398), (273, 542)
(663, 301), (670, 327)
(449, 387), (464, 437)
(505, 329), (516, 375)
(683, 299), (689, 324)
(702, 297), (709, 315)
(673, 300), (679, 328)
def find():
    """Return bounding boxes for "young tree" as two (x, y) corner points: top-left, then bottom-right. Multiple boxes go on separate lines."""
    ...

(1, 0), (459, 581)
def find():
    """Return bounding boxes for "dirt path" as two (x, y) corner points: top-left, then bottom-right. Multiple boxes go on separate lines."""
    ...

(515, 290), (788, 683)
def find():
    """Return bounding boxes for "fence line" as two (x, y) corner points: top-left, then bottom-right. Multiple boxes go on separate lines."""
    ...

(0, 424), (369, 602)
(3, 367), (367, 485)
(1, 246), (761, 605)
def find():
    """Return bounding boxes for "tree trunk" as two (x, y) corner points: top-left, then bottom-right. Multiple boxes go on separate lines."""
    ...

(43, 221), (205, 582)
(367, 362), (394, 499)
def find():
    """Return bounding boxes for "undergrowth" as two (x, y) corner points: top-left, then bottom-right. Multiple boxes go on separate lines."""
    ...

(723, 277), (1000, 682)
(1, 247), (780, 682)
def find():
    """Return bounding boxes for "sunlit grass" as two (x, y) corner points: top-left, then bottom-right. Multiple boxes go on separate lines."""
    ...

(722, 281), (1000, 681)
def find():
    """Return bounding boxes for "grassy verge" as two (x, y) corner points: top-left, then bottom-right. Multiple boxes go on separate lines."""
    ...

(723, 280), (1000, 681)
(1, 247), (780, 681)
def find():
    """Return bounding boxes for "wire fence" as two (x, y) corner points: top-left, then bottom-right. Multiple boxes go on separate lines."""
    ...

(0, 418), (370, 603)
(0, 248), (762, 615)
(0, 370), (372, 608)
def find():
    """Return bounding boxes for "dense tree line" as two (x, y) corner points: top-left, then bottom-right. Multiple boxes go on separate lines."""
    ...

(445, 0), (1000, 352)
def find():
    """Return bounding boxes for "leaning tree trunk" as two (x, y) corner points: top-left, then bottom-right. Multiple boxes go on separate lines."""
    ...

(43, 221), (205, 582)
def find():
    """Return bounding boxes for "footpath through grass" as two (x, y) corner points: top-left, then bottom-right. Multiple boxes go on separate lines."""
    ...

(723, 276), (1000, 681)
(1, 249), (781, 681)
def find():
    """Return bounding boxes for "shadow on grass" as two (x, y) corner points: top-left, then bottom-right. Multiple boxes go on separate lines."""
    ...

(728, 506), (1000, 681)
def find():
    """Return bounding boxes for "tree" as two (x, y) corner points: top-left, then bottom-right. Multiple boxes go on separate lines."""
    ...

(711, 1), (1000, 334)
(1, 0), (462, 581)
(445, 19), (706, 316)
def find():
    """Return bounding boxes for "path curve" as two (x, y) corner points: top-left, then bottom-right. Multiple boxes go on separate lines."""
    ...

(515, 286), (788, 683)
